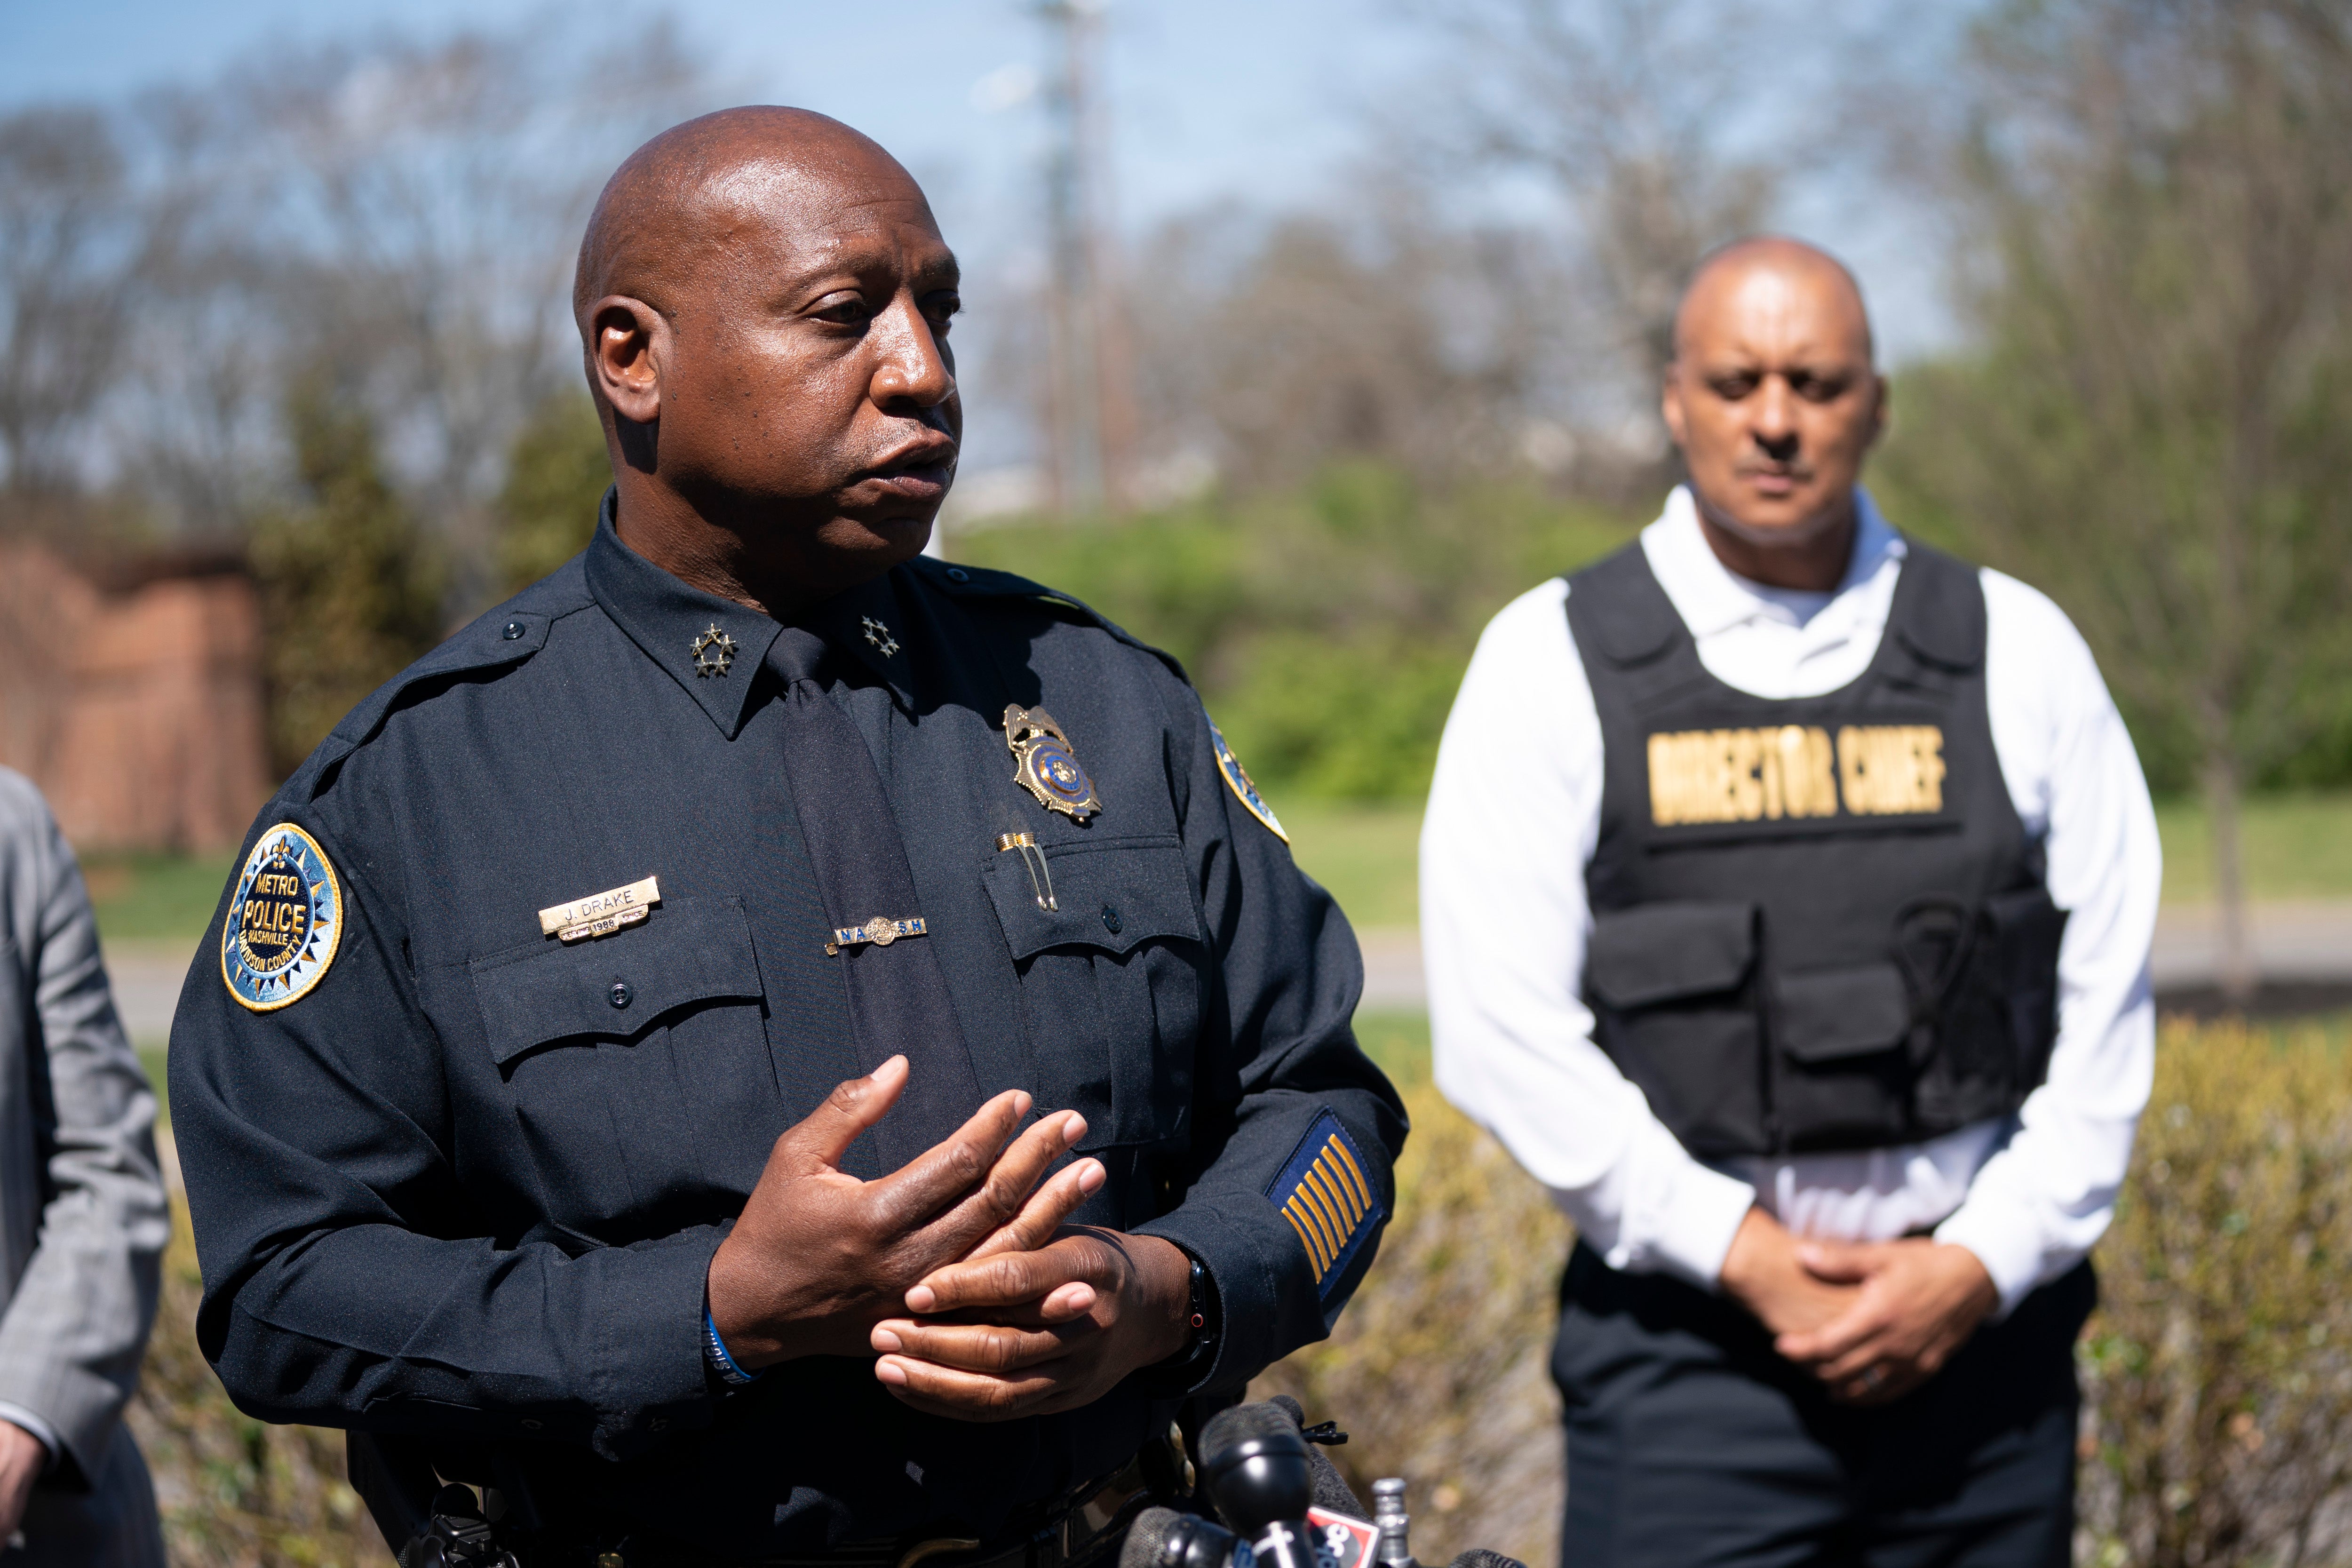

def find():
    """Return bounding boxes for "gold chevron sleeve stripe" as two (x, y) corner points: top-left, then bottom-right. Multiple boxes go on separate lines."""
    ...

(1283, 1196), (1331, 1270)
(1297, 1176), (1349, 1254)
(1328, 1136), (1375, 1213)
(1285, 1198), (1334, 1274)
(1305, 1162), (1359, 1237)
(1281, 1208), (1328, 1280)
(1293, 1185), (1343, 1261)
(1311, 1152), (1364, 1226)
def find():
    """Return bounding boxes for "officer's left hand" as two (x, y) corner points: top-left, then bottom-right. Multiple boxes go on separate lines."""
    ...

(865, 1228), (1192, 1421)
(1774, 1237), (1999, 1404)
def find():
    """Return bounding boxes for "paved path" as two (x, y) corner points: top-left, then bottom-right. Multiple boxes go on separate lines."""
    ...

(107, 900), (2352, 1044)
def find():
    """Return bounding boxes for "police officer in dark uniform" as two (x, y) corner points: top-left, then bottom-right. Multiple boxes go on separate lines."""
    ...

(170, 107), (1404, 1567)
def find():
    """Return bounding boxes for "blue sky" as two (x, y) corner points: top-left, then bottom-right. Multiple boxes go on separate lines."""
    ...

(2, 0), (1408, 232)
(3, 0), (1959, 382)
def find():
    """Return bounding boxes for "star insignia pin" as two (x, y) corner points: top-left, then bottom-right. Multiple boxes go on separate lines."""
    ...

(1004, 704), (1100, 821)
(862, 615), (901, 657)
(690, 624), (737, 677)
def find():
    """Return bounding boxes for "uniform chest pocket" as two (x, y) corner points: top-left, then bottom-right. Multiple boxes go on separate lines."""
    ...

(981, 836), (1203, 1150)
(468, 897), (775, 1235)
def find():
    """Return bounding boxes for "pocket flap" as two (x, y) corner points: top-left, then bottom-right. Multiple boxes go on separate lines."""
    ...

(469, 896), (763, 1065)
(1587, 901), (1757, 1009)
(982, 836), (1201, 962)
(1776, 963), (1911, 1062)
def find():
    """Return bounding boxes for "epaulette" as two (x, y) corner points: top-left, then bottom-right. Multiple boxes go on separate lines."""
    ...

(909, 555), (1192, 686)
(288, 557), (594, 799)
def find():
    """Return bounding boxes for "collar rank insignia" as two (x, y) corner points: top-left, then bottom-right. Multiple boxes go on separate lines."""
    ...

(1268, 1111), (1383, 1300)
(861, 615), (901, 656)
(222, 824), (342, 1012)
(1004, 704), (1101, 822)
(690, 623), (737, 677)
(1206, 711), (1287, 844)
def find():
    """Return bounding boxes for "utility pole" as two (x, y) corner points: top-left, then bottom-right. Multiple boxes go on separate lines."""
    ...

(1037, 0), (1134, 515)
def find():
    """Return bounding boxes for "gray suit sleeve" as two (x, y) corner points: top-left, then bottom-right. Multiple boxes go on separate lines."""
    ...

(0, 773), (168, 1484)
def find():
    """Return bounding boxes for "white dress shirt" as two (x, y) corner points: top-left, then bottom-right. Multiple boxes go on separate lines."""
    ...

(1423, 486), (2159, 1314)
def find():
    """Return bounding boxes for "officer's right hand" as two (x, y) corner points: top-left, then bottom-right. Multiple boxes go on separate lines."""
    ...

(706, 1056), (1103, 1369)
(1717, 1206), (1858, 1342)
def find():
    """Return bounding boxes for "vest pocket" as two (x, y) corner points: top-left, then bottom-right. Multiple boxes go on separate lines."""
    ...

(1772, 962), (1914, 1149)
(1586, 901), (1767, 1158)
(980, 836), (1203, 1150)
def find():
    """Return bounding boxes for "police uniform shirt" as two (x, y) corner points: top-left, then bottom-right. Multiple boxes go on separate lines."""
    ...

(1422, 485), (2158, 1314)
(170, 500), (1405, 1560)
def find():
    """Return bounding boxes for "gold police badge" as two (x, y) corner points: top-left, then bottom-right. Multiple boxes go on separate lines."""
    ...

(222, 825), (342, 1011)
(1003, 704), (1100, 822)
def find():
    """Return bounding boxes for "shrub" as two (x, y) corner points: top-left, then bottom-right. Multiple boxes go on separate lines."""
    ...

(1259, 1015), (2352, 1568)
(2079, 1017), (2352, 1567)
(131, 1192), (387, 1566)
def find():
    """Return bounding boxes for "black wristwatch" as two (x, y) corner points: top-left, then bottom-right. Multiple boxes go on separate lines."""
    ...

(1136, 1249), (1221, 1394)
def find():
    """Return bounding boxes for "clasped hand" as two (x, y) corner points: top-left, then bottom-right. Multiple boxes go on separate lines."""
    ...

(1719, 1207), (1998, 1405)
(706, 1057), (1190, 1422)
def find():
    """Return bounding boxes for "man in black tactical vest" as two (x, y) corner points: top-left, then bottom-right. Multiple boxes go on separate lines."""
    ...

(1422, 238), (2160, 1566)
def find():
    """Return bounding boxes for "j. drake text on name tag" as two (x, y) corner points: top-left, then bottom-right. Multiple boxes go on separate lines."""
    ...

(538, 876), (662, 942)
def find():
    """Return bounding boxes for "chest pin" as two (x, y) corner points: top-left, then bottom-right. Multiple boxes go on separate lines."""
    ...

(1004, 704), (1100, 822)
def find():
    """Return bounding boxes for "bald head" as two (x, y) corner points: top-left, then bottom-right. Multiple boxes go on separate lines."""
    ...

(572, 106), (929, 334)
(574, 105), (964, 621)
(1661, 235), (1886, 589)
(1673, 236), (1875, 370)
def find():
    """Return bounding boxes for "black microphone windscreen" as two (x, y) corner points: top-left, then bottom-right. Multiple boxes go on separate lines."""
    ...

(1450, 1551), (1527, 1568)
(1121, 1508), (1187, 1568)
(1201, 1401), (1297, 1460)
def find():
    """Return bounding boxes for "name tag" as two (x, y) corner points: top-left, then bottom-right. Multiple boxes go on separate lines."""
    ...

(1647, 724), (1946, 826)
(539, 875), (661, 942)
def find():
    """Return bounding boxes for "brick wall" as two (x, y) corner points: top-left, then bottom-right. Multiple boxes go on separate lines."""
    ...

(0, 542), (270, 852)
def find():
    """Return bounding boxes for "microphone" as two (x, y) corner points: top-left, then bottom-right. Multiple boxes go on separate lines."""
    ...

(1448, 1553), (1526, 1568)
(1120, 1507), (1244, 1568)
(1200, 1403), (1317, 1568)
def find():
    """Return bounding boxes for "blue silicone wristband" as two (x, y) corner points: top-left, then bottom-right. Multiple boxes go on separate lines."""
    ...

(703, 1310), (760, 1386)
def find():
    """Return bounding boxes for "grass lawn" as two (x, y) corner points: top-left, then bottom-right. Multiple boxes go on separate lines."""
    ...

(1279, 802), (1428, 928)
(1354, 1008), (1433, 1088)
(1286, 790), (2352, 924)
(64, 788), (2352, 960)
(2152, 791), (2352, 904)
(81, 851), (232, 947)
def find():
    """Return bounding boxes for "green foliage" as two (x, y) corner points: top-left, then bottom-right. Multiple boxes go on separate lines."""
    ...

(953, 463), (1640, 801)
(1869, 0), (2352, 806)
(2080, 1016), (2352, 1566)
(1253, 1067), (1570, 1567)
(1261, 1015), (2352, 1568)
(494, 390), (610, 596)
(248, 381), (446, 778)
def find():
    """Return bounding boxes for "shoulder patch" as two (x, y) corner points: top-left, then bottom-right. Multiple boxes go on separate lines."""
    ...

(222, 825), (343, 1012)
(1268, 1111), (1383, 1298)
(1205, 712), (1287, 844)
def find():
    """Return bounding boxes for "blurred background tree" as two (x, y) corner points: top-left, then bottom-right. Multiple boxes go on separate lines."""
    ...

(248, 376), (445, 776)
(494, 390), (609, 595)
(1875, 0), (2352, 1000)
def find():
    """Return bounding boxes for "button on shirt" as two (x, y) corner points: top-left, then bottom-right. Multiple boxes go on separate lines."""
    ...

(1423, 486), (2158, 1313)
(171, 501), (1404, 1560)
